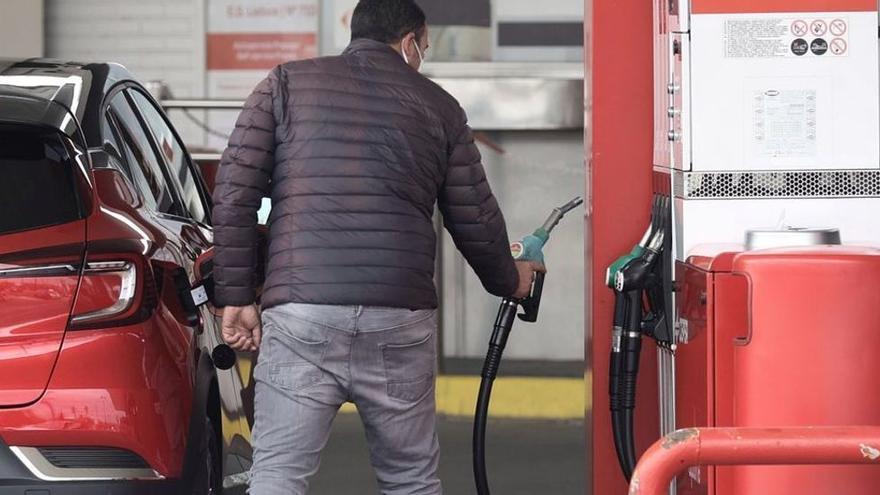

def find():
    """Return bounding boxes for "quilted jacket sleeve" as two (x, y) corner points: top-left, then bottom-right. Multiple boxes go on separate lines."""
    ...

(211, 68), (278, 307)
(439, 109), (519, 298)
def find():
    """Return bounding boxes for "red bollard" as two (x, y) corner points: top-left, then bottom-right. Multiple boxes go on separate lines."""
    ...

(629, 427), (880, 495)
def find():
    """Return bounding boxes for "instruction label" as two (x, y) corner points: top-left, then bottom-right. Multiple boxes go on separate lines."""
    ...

(724, 17), (848, 58)
(752, 89), (817, 158)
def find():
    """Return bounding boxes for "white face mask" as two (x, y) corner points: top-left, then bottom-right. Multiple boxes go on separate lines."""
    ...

(402, 38), (424, 69)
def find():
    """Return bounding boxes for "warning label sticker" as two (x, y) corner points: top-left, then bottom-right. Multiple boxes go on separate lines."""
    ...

(753, 89), (817, 158)
(724, 17), (849, 58)
(830, 38), (848, 55)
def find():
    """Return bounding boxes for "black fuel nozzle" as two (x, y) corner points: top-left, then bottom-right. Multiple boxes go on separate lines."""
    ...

(517, 271), (545, 323)
(608, 195), (673, 481)
(638, 196), (673, 343)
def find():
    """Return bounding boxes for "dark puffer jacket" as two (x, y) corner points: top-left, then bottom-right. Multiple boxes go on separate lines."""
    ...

(212, 38), (518, 310)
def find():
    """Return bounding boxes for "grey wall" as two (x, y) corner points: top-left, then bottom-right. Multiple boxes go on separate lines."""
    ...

(0, 0), (44, 57)
(440, 131), (585, 360)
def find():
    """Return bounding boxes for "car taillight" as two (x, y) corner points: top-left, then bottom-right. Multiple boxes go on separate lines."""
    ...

(69, 257), (156, 330)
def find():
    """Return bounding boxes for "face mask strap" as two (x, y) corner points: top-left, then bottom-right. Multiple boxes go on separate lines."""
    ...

(401, 35), (423, 67)
(411, 38), (424, 65)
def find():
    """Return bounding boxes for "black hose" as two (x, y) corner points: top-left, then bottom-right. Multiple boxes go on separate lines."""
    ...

(474, 364), (496, 495)
(609, 293), (629, 477)
(620, 290), (644, 479)
(474, 300), (518, 495)
(611, 409), (631, 479)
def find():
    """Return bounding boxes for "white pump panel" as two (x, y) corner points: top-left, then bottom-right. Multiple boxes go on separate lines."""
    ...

(654, 0), (880, 260)
(690, 11), (879, 172)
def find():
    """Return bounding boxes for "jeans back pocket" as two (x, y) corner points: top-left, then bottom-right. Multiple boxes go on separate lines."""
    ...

(260, 323), (330, 393)
(381, 332), (435, 403)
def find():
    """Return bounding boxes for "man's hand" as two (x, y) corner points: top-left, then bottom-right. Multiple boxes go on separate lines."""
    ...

(221, 304), (262, 352)
(513, 260), (547, 299)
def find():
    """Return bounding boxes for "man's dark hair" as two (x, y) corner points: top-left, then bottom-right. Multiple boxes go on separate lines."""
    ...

(350, 0), (426, 44)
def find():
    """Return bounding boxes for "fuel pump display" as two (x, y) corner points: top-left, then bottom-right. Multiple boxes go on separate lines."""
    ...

(472, 197), (583, 495)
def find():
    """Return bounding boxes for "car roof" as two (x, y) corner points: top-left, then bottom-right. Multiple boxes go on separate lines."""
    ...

(0, 59), (137, 147)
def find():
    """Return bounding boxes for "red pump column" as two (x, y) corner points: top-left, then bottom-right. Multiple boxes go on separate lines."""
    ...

(587, 0), (659, 493)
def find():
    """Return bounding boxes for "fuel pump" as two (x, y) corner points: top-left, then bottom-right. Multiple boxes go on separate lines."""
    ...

(472, 197), (583, 495)
(597, 0), (880, 493)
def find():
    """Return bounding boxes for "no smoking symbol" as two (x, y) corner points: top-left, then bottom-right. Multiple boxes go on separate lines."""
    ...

(830, 19), (847, 36)
(791, 20), (808, 37)
(831, 38), (847, 55)
(811, 20), (827, 36)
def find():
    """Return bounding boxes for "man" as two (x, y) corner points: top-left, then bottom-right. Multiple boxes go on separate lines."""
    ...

(212, 0), (544, 493)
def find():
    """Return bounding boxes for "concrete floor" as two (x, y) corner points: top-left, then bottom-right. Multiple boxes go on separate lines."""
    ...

(310, 413), (585, 495)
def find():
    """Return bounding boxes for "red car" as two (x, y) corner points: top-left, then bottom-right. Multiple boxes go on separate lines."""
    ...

(0, 59), (254, 494)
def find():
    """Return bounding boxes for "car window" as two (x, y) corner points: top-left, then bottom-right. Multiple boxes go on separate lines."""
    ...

(128, 89), (208, 224)
(108, 92), (181, 216)
(103, 109), (160, 212)
(100, 111), (136, 181)
(0, 127), (82, 234)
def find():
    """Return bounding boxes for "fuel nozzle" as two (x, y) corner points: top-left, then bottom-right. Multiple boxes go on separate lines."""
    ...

(511, 196), (584, 264)
(475, 196), (584, 495)
(540, 196), (585, 235)
(510, 196), (583, 322)
(605, 196), (666, 288)
(606, 195), (671, 481)
(614, 228), (664, 293)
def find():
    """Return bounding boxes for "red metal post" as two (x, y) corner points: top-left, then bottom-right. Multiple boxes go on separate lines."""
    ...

(589, 0), (659, 492)
(629, 427), (880, 495)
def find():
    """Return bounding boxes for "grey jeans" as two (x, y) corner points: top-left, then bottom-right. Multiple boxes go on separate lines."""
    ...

(248, 303), (442, 495)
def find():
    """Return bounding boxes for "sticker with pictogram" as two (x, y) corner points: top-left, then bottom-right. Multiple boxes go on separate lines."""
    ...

(830, 38), (848, 55)
(725, 17), (850, 59)
(791, 20), (808, 37)
(810, 19), (828, 36)
(790, 38), (808, 56)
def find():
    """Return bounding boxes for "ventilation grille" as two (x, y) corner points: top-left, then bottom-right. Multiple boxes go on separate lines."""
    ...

(37, 447), (149, 469)
(680, 170), (880, 199)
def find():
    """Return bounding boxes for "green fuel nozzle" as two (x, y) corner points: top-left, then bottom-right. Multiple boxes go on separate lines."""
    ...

(604, 196), (667, 288)
(511, 196), (584, 263)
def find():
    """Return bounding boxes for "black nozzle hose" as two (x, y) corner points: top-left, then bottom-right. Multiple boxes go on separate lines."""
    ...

(621, 290), (644, 479)
(474, 299), (519, 495)
(609, 295), (626, 404)
(474, 197), (582, 495)
(609, 293), (629, 478)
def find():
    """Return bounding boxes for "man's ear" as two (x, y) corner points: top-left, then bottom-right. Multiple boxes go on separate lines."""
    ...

(399, 32), (416, 56)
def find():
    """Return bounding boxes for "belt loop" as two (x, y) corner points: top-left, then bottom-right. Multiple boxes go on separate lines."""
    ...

(353, 305), (364, 333)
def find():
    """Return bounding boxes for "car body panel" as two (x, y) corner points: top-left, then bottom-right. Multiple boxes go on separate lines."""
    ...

(0, 221), (85, 408)
(0, 58), (253, 488)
